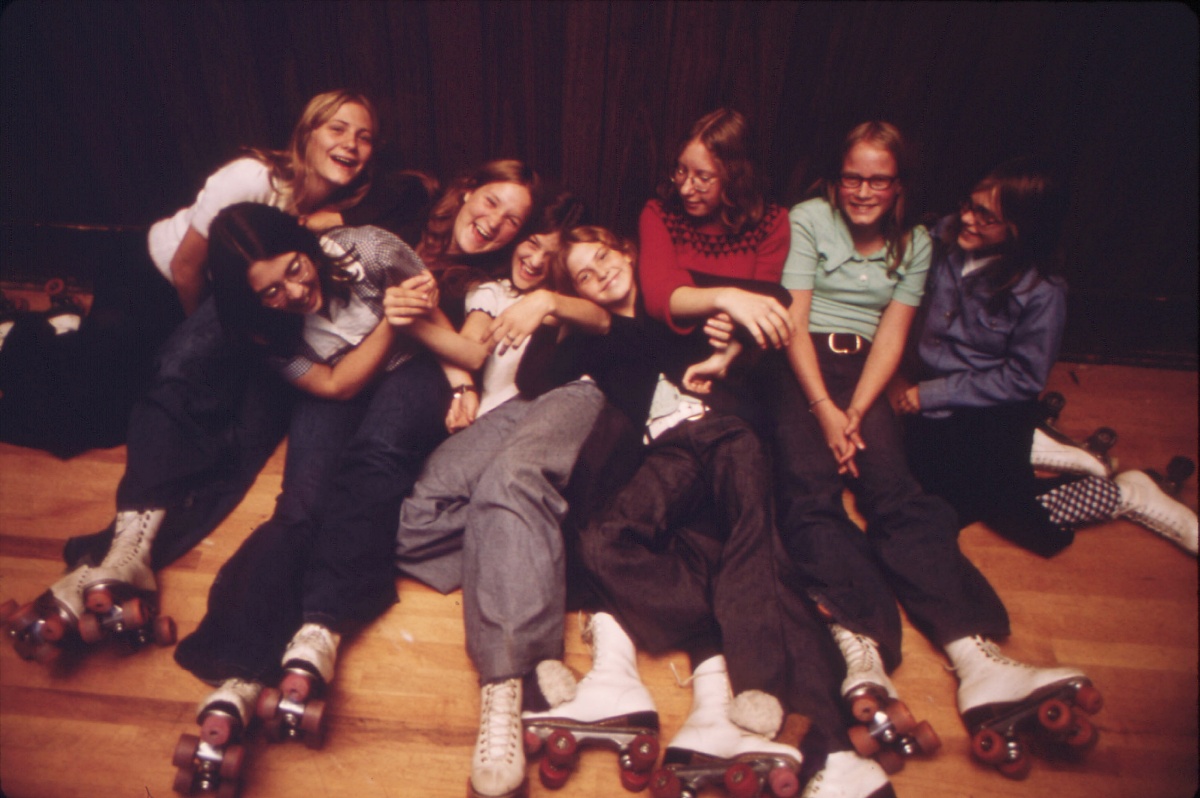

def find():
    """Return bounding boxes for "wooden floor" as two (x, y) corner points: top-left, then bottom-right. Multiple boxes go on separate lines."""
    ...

(0, 362), (1196, 798)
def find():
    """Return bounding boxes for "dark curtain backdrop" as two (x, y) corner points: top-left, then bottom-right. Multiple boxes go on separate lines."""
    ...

(1, 0), (1196, 365)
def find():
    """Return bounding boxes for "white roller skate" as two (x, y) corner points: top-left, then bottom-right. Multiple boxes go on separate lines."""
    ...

(648, 655), (802, 798)
(831, 625), (938, 774)
(1, 565), (92, 664)
(256, 623), (339, 748)
(77, 508), (176, 650)
(470, 677), (526, 798)
(1113, 470), (1198, 555)
(523, 612), (661, 790)
(172, 678), (261, 797)
(946, 635), (1103, 779)
(800, 751), (894, 798)
(1030, 427), (1113, 478)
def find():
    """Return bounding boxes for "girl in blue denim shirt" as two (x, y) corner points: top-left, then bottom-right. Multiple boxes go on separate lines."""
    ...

(894, 157), (1197, 557)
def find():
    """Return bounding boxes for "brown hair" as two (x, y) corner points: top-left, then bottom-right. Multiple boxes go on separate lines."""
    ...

(549, 225), (638, 296)
(817, 121), (915, 275)
(657, 108), (766, 235)
(245, 89), (378, 215)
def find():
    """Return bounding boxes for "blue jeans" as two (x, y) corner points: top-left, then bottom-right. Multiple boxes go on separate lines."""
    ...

(764, 343), (1009, 668)
(174, 354), (448, 683)
(105, 298), (294, 568)
(397, 380), (605, 683)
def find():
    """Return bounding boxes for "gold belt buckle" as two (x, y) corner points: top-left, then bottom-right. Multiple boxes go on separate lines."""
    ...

(827, 333), (862, 354)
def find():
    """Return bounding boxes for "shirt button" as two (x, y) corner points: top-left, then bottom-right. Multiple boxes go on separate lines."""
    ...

(859, 274), (868, 282)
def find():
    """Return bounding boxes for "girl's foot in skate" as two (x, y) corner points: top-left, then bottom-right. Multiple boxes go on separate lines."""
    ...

(830, 625), (939, 774)
(800, 751), (895, 798)
(523, 613), (660, 790)
(649, 655), (802, 798)
(470, 677), (525, 798)
(2, 565), (92, 664)
(256, 623), (339, 748)
(945, 635), (1103, 779)
(172, 679), (260, 797)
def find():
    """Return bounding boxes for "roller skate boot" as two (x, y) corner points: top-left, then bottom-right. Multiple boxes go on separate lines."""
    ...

(1031, 393), (1116, 478)
(78, 508), (175, 649)
(43, 278), (85, 335)
(800, 751), (894, 798)
(831, 625), (938, 774)
(256, 622), (338, 748)
(1, 565), (91, 663)
(648, 655), (802, 798)
(1113, 470), (1198, 555)
(470, 677), (525, 798)
(523, 612), (660, 791)
(172, 678), (260, 797)
(946, 635), (1103, 779)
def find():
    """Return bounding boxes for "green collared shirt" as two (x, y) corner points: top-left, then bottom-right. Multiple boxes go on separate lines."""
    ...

(781, 197), (931, 341)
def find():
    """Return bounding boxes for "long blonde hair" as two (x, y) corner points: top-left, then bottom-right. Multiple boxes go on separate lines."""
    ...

(244, 89), (378, 215)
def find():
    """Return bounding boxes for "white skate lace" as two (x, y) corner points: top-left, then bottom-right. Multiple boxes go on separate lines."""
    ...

(477, 680), (521, 765)
(103, 510), (158, 568)
(1118, 473), (1196, 545)
(832, 625), (882, 677)
(974, 637), (1030, 668)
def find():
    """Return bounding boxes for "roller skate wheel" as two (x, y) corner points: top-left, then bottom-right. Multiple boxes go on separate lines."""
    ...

(172, 733), (201, 768)
(219, 743), (246, 780)
(1037, 698), (1073, 732)
(539, 755), (571, 789)
(545, 728), (578, 768)
(172, 765), (196, 795)
(256, 687), (282, 721)
(1065, 716), (1098, 749)
(39, 613), (67, 643)
(649, 768), (682, 798)
(523, 728), (544, 755)
(849, 693), (880, 723)
(1075, 684), (1103, 714)
(1087, 427), (1118, 453)
(913, 720), (941, 754)
(876, 749), (905, 775)
(281, 671), (313, 703)
(300, 699), (327, 750)
(885, 700), (916, 734)
(620, 766), (652, 792)
(154, 615), (178, 646)
(970, 728), (1007, 765)
(121, 597), (147, 628)
(724, 762), (759, 798)
(849, 723), (881, 757)
(626, 732), (660, 771)
(768, 765), (800, 798)
(997, 752), (1032, 779)
(85, 586), (115, 615)
(200, 713), (237, 747)
(78, 612), (105, 644)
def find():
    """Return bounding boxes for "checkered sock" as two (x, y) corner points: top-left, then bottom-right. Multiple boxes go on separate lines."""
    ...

(1037, 476), (1121, 527)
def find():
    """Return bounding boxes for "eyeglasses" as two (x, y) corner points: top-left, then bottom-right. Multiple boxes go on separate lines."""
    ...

(959, 200), (1004, 228)
(672, 166), (717, 192)
(839, 174), (897, 191)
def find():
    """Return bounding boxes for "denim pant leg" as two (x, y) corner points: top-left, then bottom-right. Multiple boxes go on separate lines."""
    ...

(464, 380), (605, 683)
(851, 397), (1011, 646)
(302, 354), (450, 629)
(174, 516), (314, 684)
(397, 396), (536, 594)
(173, 389), (371, 683)
(764, 355), (904, 668)
(578, 425), (718, 660)
(112, 298), (293, 569)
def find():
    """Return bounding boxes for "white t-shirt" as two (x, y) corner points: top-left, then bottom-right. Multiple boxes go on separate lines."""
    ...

(147, 158), (287, 282)
(464, 279), (528, 417)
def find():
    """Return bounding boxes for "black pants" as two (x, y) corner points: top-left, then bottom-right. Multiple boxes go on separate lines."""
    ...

(764, 346), (1010, 669)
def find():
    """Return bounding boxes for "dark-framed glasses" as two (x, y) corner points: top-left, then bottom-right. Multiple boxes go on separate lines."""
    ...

(839, 173), (897, 191)
(959, 199), (1004, 228)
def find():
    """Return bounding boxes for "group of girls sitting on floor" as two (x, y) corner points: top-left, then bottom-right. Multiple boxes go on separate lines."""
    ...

(7, 91), (1197, 798)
